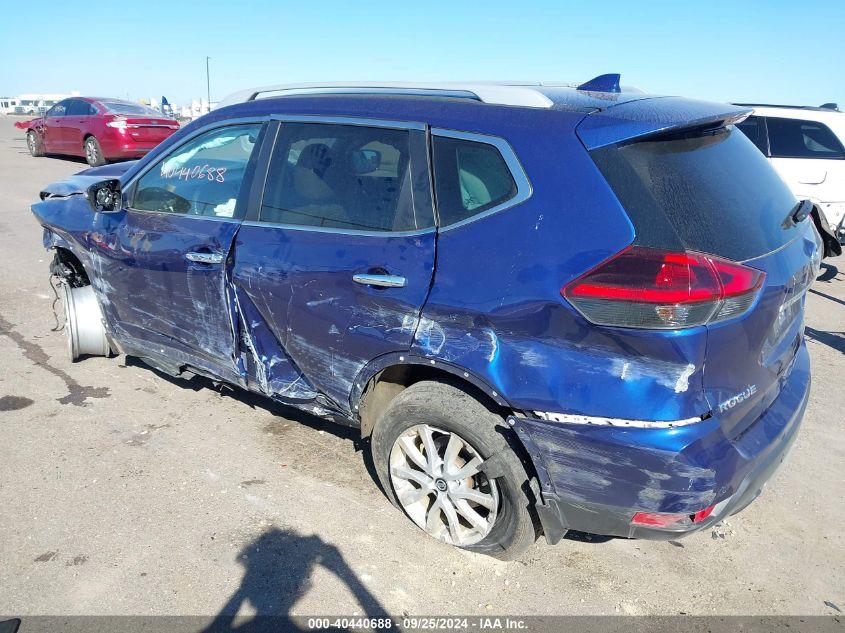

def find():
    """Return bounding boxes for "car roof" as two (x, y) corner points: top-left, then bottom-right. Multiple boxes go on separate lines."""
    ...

(218, 81), (655, 113)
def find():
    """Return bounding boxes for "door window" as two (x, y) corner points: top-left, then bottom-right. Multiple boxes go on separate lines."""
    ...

(260, 122), (431, 232)
(734, 116), (768, 155)
(66, 100), (90, 116)
(46, 101), (68, 117)
(767, 117), (845, 159)
(131, 123), (262, 217)
(432, 135), (518, 227)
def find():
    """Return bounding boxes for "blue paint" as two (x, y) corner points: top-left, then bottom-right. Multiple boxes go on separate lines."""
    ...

(30, 88), (815, 539)
(577, 73), (622, 94)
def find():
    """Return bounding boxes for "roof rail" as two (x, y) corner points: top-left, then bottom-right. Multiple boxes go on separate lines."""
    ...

(217, 82), (556, 109)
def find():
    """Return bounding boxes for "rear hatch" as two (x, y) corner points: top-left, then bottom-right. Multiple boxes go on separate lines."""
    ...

(579, 97), (820, 434)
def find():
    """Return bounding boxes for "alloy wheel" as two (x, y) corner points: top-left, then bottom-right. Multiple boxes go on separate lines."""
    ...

(27, 133), (35, 153)
(85, 139), (98, 164)
(389, 424), (499, 546)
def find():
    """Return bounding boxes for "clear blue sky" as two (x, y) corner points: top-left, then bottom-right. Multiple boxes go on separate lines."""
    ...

(1, 0), (843, 108)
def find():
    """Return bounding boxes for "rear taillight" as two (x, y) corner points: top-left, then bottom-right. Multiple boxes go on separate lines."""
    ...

(631, 503), (718, 529)
(106, 116), (127, 129)
(562, 246), (765, 329)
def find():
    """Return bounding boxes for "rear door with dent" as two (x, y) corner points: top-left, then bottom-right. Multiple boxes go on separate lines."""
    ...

(231, 117), (436, 410)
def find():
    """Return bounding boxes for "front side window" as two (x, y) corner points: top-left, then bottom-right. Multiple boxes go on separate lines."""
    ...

(432, 135), (518, 227)
(260, 122), (429, 232)
(46, 101), (68, 117)
(767, 116), (845, 159)
(132, 123), (262, 217)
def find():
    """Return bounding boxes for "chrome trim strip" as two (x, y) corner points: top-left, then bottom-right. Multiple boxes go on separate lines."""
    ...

(533, 411), (704, 429)
(241, 219), (434, 238)
(430, 128), (533, 232)
(270, 114), (425, 131)
(123, 208), (244, 222)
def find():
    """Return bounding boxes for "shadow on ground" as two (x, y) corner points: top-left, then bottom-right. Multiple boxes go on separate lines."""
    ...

(817, 262), (839, 283)
(805, 326), (845, 354)
(201, 527), (388, 632)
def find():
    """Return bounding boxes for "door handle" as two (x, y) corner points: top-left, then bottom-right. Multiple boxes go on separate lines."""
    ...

(352, 273), (406, 288)
(186, 251), (224, 264)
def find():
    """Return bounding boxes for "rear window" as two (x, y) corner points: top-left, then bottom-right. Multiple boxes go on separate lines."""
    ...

(101, 101), (162, 117)
(592, 126), (800, 261)
(767, 117), (845, 159)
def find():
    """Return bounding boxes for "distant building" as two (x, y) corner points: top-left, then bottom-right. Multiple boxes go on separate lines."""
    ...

(1, 93), (77, 115)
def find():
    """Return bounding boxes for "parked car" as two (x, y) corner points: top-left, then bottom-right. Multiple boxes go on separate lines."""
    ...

(31, 78), (818, 559)
(16, 97), (179, 167)
(735, 103), (844, 256)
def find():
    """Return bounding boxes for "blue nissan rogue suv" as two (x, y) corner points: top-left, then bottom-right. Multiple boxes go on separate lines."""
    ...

(32, 77), (818, 559)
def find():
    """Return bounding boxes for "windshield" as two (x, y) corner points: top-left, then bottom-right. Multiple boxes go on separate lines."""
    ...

(102, 101), (164, 117)
(592, 126), (800, 261)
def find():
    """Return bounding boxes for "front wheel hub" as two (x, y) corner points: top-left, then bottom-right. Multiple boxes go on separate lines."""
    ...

(61, 283), (110, 360)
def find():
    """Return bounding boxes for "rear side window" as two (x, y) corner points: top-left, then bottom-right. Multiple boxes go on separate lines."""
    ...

(767, 117), (845, 159)
(261, 122), (431, 232)
(132, 124), (262, 217)
(735, 115), (768, 154)
(432, 136), (517, 227)
(592, 126), (800, 261)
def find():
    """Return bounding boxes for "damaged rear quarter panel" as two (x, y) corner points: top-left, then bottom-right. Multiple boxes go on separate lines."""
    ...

(414, 114), (710, 422)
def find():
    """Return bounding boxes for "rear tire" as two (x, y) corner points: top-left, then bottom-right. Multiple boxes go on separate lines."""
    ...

(84, 136), (107, 167)
(27, 131), (44, 157)
(371, 381), (537, 560)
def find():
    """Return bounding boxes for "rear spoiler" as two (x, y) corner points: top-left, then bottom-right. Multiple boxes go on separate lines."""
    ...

(577, 97), (752, 150)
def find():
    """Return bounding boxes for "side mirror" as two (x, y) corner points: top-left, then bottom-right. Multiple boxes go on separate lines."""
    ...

(86, 179), (122, 213)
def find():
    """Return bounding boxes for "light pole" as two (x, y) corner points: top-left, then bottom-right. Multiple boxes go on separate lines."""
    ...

(205, 56), (211, 113)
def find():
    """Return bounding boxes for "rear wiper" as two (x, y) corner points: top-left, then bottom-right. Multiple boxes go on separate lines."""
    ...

(782, 199), (812, 229)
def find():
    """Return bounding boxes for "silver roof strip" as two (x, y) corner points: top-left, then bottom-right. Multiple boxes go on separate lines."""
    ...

(219, 82), (555, 109)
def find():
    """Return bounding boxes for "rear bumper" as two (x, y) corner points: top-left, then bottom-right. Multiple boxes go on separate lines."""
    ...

(98, 131), (166, 159)
(512, 342), (811, 543)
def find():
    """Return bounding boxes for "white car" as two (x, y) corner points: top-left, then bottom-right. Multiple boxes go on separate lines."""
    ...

(735, 103), (845, 255)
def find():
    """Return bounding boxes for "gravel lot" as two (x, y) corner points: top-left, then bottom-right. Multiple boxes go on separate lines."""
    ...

(0, 117), (843, 619)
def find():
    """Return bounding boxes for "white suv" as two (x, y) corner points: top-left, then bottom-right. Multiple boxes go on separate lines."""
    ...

(735, 103), (845, 254)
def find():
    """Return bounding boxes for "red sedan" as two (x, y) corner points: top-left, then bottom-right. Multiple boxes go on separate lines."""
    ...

(18, 97), (180, 166)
